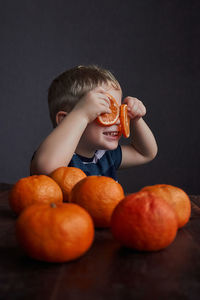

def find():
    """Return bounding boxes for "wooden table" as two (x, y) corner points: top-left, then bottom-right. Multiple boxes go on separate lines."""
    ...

(1, 183), (200, 300)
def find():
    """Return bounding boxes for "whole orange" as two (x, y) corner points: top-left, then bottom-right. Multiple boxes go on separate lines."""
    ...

(49, 167), (87, 202)
(140, 184), (191, 228)
(9, 175), (63, 215)
(111, 190), (178, 251)
(70, 176), (125, 228)
(16, 202), (94, 262)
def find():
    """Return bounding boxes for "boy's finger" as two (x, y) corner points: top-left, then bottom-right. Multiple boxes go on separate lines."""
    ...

(98, 93), (110, 100)
(99, 97), (110, 106)
(127, 102), (134, 112)
(133, 102), (139, 112)
(99, 95), (110, 106)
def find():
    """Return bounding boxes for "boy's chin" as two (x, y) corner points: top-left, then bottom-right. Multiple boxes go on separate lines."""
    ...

(100, 141), (119, 151)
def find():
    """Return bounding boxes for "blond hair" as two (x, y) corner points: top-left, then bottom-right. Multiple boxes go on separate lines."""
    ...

(48, 65), (120, 127)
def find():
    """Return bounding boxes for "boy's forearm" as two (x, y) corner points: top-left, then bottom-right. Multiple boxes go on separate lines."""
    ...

(31, 110), (88, 174)
(130, 118), (158, 159)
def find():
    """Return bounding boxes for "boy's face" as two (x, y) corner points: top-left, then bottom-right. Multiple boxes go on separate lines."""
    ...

(78, 83), (122, 156)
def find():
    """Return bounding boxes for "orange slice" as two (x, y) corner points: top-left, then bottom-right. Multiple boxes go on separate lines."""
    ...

(96, 93), (120, 126)
(120, 104), (130, 138)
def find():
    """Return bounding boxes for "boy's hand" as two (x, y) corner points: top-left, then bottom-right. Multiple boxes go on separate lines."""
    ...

(123, 97), (146, 120)
(74, 87), (111, 123)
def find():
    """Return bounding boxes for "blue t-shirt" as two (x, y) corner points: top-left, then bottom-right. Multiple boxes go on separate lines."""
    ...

(68, 145), (122, 181)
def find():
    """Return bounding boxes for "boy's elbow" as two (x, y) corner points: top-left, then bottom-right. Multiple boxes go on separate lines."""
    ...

(30, 158), (58, 176)
(147, 146), (158, 162)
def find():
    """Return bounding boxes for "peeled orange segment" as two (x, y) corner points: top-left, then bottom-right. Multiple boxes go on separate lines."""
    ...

(96, 93), (120, 126)
(120, 104), (130, 138)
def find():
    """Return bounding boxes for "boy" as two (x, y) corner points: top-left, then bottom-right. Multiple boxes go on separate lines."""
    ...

(30, 65), (158, 180)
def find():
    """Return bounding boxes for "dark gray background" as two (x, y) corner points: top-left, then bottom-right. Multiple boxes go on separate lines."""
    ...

(0, 0), (199, 194)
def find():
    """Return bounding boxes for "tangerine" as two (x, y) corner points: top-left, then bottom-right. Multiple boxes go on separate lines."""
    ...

(70, 175), (125, 228)
(9, 175), (63, 215)
(140, 184), (191, 228)
(49, 167), (87, 202)
(16, 202), (94, 262)
(111, 190), (178, 251)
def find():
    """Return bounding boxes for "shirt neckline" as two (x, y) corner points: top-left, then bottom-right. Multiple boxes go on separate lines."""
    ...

(75, 151), (97, 162)
(75, 149), (107, 163)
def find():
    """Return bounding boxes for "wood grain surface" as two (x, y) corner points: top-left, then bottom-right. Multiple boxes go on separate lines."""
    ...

(0, 184), (200, 300)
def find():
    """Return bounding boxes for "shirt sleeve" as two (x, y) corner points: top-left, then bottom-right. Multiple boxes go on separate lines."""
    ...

(110, 145), (122, 169)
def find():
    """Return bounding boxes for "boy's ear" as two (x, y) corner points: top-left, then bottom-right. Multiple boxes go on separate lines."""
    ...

(56, 111), (68, 125)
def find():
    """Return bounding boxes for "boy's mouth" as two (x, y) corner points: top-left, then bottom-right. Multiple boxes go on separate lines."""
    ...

(103, 131), (120, 136)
